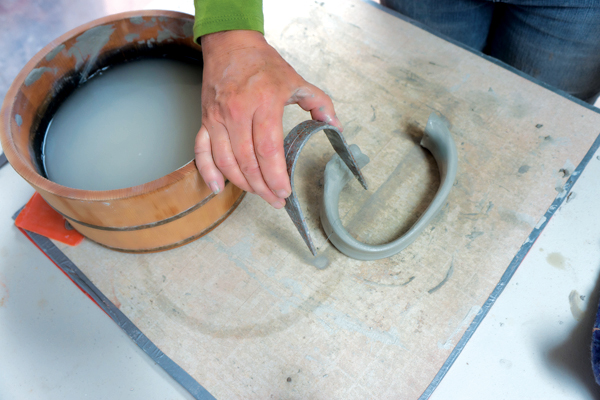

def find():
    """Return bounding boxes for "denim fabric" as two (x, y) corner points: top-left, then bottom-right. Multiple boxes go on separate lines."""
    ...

(593, 298), (600, 384)
(380, 0), (600, 103)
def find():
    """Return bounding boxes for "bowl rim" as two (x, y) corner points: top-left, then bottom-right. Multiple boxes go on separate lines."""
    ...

(0, 9), (209, 202)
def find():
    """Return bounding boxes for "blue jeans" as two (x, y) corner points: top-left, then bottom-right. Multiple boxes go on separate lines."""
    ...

(380, 0), (600, 104)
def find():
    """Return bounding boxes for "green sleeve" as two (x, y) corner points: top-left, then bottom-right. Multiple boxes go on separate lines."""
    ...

(193, 0), (264, 43)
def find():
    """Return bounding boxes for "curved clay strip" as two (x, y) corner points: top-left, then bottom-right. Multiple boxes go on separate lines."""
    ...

(320, 113), (458, 261)
(283, 120), (368, 256)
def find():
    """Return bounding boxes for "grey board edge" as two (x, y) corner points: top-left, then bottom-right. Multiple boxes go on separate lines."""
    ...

(417, 127), (600, 399)
(361, 0), (600, 115)
(0, 152), (8, 169)
(11, 210), (215, 400)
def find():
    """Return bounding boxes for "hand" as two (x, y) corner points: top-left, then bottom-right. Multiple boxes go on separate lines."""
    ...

(195, 30), (342, 208)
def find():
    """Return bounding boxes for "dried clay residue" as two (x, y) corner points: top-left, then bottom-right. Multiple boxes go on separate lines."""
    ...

(25, 67), (57, 86)
(438, 305), (481, 350)
(568, 290), (584, 321)
(130, 16), (144, 25)
(45, 44), (65, 61)
(67, 24), (115, 80)
(157, 28), (181, 43)
(555, 159), (576, 194)
(518, 165), (530, 174)
(428, 259), (454, 294)
(125, 33), (140, 43)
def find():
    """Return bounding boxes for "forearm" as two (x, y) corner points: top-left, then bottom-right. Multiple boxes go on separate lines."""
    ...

(193, 0), (264, 43)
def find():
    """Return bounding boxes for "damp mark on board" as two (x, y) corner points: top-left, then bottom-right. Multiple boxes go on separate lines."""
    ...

(312, 255), (330, 270)
(498, 208), (536, 229)
(140, 235), (347, 340)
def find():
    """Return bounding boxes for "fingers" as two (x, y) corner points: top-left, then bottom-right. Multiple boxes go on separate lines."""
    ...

(194, 125), (225, 194)
(228, 114), (287, 209)
(196, 122), (254, 195)
(252, 103), (291, 199)
(197, 106), (289, 209)
(197, 82), (340, 211)
(290, 84), (343, 131)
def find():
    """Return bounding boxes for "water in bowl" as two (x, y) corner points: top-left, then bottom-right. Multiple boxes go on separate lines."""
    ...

(43, 58), (203, 191)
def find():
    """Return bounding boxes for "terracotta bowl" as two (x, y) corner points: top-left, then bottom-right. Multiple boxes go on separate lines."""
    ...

(0, 10), (244, 253)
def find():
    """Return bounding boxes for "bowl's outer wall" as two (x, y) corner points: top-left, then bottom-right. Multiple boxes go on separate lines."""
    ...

(0, 11), (245, 252)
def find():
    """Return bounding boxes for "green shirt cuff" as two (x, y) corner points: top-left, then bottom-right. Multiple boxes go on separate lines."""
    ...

(193, 0), (264, 44)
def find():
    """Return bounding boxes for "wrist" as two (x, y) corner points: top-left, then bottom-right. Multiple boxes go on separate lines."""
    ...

(200, 30), (267, 57)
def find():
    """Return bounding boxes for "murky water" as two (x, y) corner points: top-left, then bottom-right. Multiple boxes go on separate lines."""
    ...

(43, 58), (203, 190)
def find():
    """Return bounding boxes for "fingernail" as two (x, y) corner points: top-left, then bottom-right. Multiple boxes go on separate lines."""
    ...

(209, 181), (220, 194)
(275, 189), (290, 199)
(271, 200), (286, 209)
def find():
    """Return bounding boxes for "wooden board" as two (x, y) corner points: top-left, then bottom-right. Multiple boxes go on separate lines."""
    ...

(54, 0), (600, 398)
